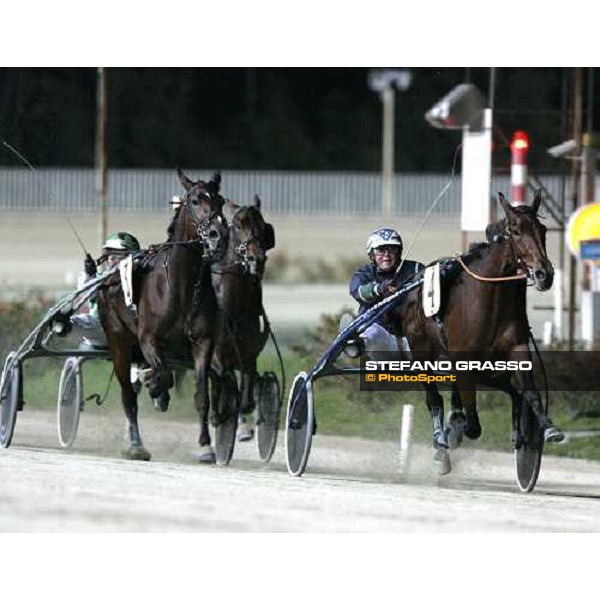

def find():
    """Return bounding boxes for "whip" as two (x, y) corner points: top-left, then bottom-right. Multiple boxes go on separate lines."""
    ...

(1, 139), (90, 256)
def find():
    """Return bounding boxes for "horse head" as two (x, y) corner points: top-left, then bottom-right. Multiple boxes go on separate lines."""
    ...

(498, 190), (554, 291)
(223, 195), (275, 278)
(174, 168), (228, 258)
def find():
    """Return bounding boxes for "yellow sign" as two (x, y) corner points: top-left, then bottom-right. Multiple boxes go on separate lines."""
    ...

(566, 202), (600, 256)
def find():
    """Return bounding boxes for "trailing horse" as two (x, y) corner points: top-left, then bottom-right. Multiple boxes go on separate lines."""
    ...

(210, 195), (275, 442)
(97, 169), (228, 462)
(390, 190), (563, 472)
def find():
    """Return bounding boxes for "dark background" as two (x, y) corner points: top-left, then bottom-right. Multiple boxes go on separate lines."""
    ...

(0, 67), (593, 173)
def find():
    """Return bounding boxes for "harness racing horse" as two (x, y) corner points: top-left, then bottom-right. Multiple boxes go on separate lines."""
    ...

(390, 190), (564, 475)
(97, 169), (227, 462)
(210, 196), (275, 445)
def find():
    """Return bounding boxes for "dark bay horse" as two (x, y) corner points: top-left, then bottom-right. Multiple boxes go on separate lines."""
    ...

(97, 169), (227, 461)
(210, 195), (275, 442)
(390, 190), (563, 471)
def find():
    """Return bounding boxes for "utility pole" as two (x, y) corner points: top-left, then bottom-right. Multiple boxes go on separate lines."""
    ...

(382, 86), (395, 217)
(367, 69), (412, 218)
(568, 67), (583, 350)
(96, 67), (108, 250)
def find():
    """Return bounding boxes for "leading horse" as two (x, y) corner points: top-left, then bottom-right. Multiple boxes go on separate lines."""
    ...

(390, 190), (563, 470)
(97, 169), (227, 461)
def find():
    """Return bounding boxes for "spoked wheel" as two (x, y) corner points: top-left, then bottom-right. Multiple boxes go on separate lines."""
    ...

(256, 371), (282, 462)
(0, 351), (22, 448)
(214, 373), (239, 466)
(285, 371), (314, 477)
(57, 357), (84, 449)
(515, 399), (544, 493)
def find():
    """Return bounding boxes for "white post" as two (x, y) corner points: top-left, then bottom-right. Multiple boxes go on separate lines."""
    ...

(95, 67), (108, 250)
(553, 267), (563, 342)
(398, 403), (414, 476)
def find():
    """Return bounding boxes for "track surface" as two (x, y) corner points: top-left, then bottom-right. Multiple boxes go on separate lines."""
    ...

(1, 410), (600, 532)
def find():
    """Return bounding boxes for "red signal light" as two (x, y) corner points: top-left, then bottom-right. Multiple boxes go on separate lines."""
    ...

(511, 130), (529, 152)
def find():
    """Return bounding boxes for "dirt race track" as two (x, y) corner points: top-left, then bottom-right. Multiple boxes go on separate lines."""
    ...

(1, 410), (600, 532)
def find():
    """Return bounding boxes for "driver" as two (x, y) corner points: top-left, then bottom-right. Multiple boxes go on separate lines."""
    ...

(51, 231), (141, 349)
(342, 227), (423, 357)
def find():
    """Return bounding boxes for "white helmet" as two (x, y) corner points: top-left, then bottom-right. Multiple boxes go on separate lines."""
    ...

(366, 228), (403, 255)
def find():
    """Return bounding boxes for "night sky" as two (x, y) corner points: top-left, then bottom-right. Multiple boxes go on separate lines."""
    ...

(0, 68), (594, 174)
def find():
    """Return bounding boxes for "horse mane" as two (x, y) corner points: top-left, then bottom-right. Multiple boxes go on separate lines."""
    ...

(166, 206), (182, 242)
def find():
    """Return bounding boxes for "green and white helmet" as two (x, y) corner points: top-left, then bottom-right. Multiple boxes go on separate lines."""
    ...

(102, 231), (141, 253)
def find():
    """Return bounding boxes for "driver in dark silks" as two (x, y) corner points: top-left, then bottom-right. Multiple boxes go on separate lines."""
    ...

(50, 232), (151, 388)
(51, 232), (142, 346)
(341, 227), (422, 358)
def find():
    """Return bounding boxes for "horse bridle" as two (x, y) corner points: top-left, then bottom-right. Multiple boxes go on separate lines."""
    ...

(500, 220), (550, 285)
(182, 187), (225, 259)
(458, 225), (536, 284)
(209, 221), (266, 278)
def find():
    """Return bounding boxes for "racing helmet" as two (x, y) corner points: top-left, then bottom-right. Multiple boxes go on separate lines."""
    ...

(102, 232), (141, 253)
(366, 228), (403, 256)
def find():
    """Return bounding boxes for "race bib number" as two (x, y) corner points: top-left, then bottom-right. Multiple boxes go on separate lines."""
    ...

(422, 262), (441, 318)
(119, 255), (134, 307)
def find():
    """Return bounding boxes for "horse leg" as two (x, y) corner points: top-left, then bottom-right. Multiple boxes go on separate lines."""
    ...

(511, 392), (524, 449)
(139, 334), (173, 412)
(112, 348), (151, 461)
(460, 389), (482, 440)
(423, 383), (451, 475)
(194, 338), (216, 463)
(522, 387), (563, 442)
(488, 377), (523, 449)
(511, 349), (565, 443)
(214, 369), (239, 427)
(237, 369), (256, 442)
(446, 386), (466, 449)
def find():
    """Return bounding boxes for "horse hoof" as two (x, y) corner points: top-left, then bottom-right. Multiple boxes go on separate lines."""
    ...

(198, 445), (216, 464)
(433, 448), (451, 476)
(123, 446), (152, 461)
(544, 426), (565, 443)
(446, 425), (463, 450)
(447, 413), (465, 449)
(237, 422), (254, 442)
(464, 421), (482, 440)
(153, 394), (170, 413)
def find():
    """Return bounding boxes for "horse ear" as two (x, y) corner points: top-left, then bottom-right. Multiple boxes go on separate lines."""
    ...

(210, 171), (221, 192)
(253, 195), (261, 211)
(531, 189), (542, 213)
(177, 167), (193, 192)
(498, 192), (513, 215)
(223, 199), (238, 221)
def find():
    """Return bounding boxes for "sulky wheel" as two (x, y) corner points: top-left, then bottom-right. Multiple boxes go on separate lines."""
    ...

(57, 357), (84, 449)
(256, 371), (282, 462)
(214, 372), (239, 466)
(515, 398), (544, 493)
(0, 351), (22, 448)
(285, 371), (314, 477)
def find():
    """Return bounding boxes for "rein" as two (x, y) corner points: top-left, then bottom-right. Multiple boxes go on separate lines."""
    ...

(454, 253), (529, 283)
